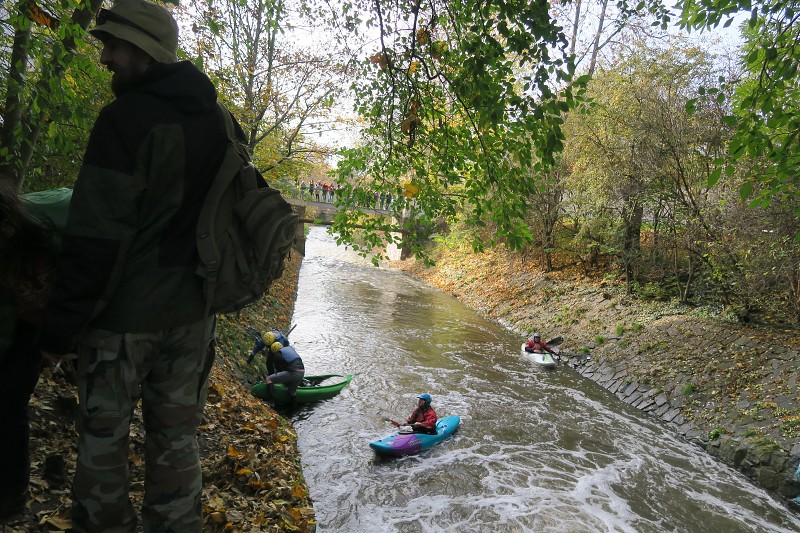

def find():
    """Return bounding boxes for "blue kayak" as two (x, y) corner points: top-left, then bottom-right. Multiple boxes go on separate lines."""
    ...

(369, 415), (461, 457)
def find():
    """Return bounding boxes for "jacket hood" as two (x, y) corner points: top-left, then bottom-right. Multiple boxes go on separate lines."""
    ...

(132, 60), (217, 113)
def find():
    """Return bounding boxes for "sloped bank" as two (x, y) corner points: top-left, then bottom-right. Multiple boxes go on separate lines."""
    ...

(7, 252), (315, 532)
(393, 244), (800, 510)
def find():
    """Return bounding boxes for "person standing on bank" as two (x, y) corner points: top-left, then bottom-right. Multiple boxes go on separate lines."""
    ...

(36, 0), (242, 530)
(0, 184), (70, 521)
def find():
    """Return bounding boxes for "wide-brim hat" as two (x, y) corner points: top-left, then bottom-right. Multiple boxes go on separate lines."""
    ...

(89, 0), (178, 64)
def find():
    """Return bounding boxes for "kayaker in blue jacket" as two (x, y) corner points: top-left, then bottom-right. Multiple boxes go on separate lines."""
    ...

(265, 342), (305, 406)
(264, 329), (290, 348)
(246, 327), (291, 365)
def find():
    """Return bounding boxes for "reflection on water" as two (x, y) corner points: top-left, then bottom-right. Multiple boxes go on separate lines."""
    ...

(288, 227), (800, 533)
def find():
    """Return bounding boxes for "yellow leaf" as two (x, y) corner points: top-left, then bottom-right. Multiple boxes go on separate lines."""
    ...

(403, 182), (420, 198)
(236, 468), (253, 475)
(227, 444), (244, 459)
(408, 61), (420, 75)
(26, 0), (59, 29)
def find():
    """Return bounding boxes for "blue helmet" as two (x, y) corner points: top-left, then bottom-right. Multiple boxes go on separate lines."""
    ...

(417, 393), (432, 404)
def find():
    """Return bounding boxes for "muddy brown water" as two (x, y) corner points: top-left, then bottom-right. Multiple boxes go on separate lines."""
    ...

(288, 226), (799, 533)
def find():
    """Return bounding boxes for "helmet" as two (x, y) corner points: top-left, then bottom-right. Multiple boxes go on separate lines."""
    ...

(264, 332), (276, 345)
(270, 341), (283, 353)
(533, 332), (541, 340)
(417, 393), (432, 404)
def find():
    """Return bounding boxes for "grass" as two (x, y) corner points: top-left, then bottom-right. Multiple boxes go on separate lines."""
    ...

(708, 427), (725, 441)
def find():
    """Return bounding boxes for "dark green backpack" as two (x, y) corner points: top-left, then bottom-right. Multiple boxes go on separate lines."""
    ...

(196, 103), (300, 315)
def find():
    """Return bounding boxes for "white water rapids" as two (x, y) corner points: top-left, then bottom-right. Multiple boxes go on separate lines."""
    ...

(286, 226), (800, 533)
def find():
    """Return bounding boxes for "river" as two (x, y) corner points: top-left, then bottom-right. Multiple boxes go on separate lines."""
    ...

(288, 226), (800, 533)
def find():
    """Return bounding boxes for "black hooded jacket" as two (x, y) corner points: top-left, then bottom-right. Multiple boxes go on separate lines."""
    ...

(40, 61), (236, 352)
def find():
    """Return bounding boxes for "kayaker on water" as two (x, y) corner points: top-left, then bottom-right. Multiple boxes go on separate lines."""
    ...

(524, 333), (558, 355)
(264, 341), (305, 407)
(390, 393), (438, 435)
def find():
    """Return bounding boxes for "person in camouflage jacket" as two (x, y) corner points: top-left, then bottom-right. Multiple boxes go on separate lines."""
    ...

(36, 1), (242, 530)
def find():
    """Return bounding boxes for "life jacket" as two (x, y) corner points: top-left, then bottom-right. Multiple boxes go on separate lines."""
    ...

(278, 345), (301, 364)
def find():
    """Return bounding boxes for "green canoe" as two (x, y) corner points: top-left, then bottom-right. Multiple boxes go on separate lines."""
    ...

(251, 374), (353, 404)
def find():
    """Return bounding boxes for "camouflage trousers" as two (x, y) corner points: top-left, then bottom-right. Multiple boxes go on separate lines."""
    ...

(71, 317), (215, 533)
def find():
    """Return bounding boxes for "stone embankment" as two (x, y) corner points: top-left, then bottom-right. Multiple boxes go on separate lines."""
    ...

(569, 314), (800, 508)
(393, 246), (800, 510)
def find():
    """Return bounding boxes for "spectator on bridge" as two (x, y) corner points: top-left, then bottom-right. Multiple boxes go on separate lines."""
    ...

(379, 193), (387, 210)
(322, 182), (329, 203)
(328, 184), (336, 203)
(307, 181), (314, 201)
(385, 192), (393, 210)
(314, 182), (321, 202)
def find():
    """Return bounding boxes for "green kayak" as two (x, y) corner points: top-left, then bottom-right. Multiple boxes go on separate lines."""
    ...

(251, 374), (353, 404)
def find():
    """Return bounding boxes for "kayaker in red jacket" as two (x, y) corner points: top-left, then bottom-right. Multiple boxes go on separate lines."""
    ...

(524, 332), (557, 355)
(390, 393), (438, 434)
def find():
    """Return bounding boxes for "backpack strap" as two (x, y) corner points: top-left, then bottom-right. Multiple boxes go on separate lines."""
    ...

(196, 102), (241, 393)
(216, 101), (238, 143)
(198, 102), (243, 322)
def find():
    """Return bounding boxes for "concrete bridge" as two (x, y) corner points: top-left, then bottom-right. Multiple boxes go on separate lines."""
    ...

(286, 198), (409, 260)
(287, 198), (394, 222)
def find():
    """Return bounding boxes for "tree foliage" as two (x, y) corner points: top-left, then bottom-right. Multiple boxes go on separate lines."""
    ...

(321, 0), (587, 261)
(0, 0), (107, 191)
(678, 0), (800, 229)
(178, 0), (345, 190)
(551, 39), (798, 322)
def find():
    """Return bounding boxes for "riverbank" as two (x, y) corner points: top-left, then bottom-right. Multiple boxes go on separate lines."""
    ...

(4, 252), (315, 532)
(392, 243), (800, 510)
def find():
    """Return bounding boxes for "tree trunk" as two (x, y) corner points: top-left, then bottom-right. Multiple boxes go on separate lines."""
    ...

(569, 0), (582, 58)
(621, 201), (643, 293)
(588, 0), (609, 77)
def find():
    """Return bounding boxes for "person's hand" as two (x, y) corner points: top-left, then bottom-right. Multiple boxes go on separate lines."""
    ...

(389, 419), (400, 427)
(264, 377), (272, 384)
